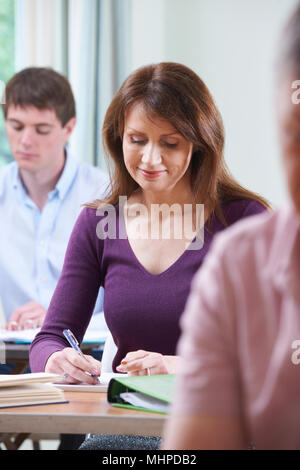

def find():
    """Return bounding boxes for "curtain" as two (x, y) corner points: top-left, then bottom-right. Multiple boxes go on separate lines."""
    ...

(15, 0), (68, 74)
(15, 0), (131, 168)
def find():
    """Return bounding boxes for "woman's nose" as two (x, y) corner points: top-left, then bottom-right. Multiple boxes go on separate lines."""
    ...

(141, 144), (162, 166)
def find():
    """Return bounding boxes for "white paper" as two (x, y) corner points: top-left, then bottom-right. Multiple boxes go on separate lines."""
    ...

(0, 327), (108, 344)
(55, 372), (127, 392)
(0, 328), (41, 342)
(120, 391), (169, 413)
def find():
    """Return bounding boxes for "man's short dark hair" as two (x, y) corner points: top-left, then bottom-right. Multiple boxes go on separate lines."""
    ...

(2, 67), (76, 126)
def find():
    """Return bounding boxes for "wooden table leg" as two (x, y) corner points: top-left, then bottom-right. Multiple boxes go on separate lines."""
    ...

(0, 433), (30, 450)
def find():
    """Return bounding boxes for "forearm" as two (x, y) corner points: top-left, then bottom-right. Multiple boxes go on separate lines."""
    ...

(29, 209), (103, 372)
(29, 335), (67, 372)
(29, 291), (98, 372)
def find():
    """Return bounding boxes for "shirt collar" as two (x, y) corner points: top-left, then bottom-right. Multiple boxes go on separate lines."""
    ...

(265, 203), (300, 292)
(54, 148), (79, 200)
(12, 161), (27, 200)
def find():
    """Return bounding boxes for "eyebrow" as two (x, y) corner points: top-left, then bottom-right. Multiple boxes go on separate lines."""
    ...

(126, 127), (180, 137)
(7, 118), (53, 127)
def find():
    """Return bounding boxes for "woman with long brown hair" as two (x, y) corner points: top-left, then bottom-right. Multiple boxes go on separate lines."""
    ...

(30, 62), (268, 448)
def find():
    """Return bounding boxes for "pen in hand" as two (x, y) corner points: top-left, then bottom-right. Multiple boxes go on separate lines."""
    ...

(63, 329), (100, 383)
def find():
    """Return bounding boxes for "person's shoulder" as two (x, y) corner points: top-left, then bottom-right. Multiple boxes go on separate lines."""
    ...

(69, 206), (103, 249)
(76, 205), (101, 226)
(74, 203), (120, 249)
(77, 161), (108, 181)
(0, 161), (15, 179)
(76, 202), (120, 228)
(76, 162), (109, 198)
(221, 197), (268, 224)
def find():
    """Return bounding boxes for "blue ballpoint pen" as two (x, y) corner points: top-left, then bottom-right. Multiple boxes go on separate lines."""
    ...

(63, 329), (100, 382)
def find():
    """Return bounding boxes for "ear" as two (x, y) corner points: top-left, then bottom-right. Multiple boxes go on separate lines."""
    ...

(63, 117), (76, 142)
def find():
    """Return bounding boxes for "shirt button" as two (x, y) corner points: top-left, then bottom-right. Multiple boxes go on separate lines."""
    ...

(40, 276), (47, 282)
(39, 241), (45, 246)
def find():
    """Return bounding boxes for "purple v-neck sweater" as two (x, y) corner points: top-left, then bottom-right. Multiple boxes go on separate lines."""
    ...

(29, 198), (266, 372)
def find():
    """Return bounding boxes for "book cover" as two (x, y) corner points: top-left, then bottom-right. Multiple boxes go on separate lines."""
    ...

(107, 374), (175, 414)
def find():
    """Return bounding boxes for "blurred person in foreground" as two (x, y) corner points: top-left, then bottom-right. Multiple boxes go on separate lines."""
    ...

(162, 2), (300, 450)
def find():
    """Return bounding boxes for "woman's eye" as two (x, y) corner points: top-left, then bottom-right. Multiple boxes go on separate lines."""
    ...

(163, 142), (178, 148)
(162, 142), (178, 149)
(129, 136), (178, 148)
(12, 126), (22, 132)
(131, 137), (146, 145)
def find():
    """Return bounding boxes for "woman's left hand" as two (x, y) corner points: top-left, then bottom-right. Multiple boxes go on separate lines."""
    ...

(116, 350), (179, 376)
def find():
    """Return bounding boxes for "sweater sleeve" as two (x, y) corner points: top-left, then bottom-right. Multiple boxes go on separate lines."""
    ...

(29, 207), (104, 372)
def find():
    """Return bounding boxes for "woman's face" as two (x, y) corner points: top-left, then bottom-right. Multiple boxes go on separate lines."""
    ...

(278, 79), (300, 214)
(122, 102), (193, 198)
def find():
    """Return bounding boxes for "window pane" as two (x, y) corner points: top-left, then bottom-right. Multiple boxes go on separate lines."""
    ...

(0, 0), (15, 168)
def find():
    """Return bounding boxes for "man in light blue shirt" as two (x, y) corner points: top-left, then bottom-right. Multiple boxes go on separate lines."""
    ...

(0, 67), (108, 334)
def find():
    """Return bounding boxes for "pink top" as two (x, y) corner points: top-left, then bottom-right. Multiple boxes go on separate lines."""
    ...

(172, 205), (300, 450)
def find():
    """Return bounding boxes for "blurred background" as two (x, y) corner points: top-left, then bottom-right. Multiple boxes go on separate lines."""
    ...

(0, 0), (298, 207)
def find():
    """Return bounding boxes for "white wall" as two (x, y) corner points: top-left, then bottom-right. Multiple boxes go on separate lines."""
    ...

(130, 0), (299, 208)
(131, 0), (166, 70)
(14, 0), (299, 207)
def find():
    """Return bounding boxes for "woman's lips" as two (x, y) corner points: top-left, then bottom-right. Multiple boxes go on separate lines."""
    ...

(138, 168), (167, 178)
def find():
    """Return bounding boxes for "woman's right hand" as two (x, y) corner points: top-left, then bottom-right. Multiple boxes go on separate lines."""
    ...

(45, 347), (101, 384)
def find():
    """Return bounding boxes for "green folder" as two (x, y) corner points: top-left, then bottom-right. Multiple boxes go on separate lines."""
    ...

(107, 374), (175, 414)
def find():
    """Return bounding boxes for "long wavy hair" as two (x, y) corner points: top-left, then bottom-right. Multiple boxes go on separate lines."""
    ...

(87, 62), (270, 221)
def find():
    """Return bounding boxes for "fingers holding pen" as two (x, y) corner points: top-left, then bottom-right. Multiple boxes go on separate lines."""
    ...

(63, 351), (99, 384)
(46, 348), (100, 384)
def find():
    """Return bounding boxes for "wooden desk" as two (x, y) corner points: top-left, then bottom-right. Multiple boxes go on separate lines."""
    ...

(0, 391), (165, 437)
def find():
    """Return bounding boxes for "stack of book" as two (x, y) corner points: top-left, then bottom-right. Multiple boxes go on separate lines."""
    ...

(0, 372), (67, 408)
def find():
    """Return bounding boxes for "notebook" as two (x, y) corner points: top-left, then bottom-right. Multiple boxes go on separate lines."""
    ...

(0, 372), (67, 408)
(107, 374), (175, 414)
(55, 372), (127, 392)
